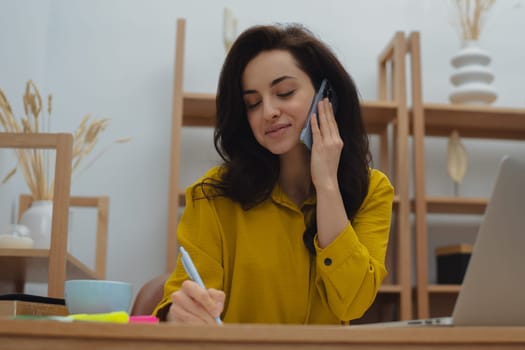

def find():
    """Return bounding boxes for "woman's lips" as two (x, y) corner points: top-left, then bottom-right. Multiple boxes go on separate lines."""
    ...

(265, 123), (291, 135)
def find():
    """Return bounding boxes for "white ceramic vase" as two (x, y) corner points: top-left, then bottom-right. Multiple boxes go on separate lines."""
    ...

(449, 40), (497, 105)
(19, 200), (53, 249)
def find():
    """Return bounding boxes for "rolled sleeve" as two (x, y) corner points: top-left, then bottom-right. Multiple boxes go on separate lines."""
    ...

(313, 170), (393, 321)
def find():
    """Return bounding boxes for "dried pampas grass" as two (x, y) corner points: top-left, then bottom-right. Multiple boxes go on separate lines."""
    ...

(0, 80), (131, 200)
(450, 0), (496, 41)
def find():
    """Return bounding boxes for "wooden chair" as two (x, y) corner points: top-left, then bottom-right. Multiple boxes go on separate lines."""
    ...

(0, 133), (72, 298)
(130, 273), (170, 316)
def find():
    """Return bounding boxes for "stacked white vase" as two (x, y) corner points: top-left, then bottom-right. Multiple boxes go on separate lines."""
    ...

(449, 40), (497, 105)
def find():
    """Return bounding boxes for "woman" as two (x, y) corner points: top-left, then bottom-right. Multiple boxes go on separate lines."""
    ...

(153, 23), (394, 325)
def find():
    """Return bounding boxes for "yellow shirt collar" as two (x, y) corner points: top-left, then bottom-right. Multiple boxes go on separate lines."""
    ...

(270, 182), (316, 211)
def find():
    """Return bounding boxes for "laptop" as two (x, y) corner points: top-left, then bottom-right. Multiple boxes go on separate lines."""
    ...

(358, 155), (525, 327)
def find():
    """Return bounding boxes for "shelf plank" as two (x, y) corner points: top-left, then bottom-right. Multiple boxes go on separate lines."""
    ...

(424, 196), (487, 214)
(361, 100), (398, 134)
(378, 284), (402, 294)
(182, 92), (399, 134)
(0, 249), (97, 285)
(427, 284), (461, 294)
(182, 93), (216, 126)
(414, 103), (525, 140)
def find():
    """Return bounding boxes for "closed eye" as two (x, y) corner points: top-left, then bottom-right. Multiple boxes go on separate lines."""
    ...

(277, 90), (295, 98)
(246, 100), (261, 109)
(245, 89), (294, 110)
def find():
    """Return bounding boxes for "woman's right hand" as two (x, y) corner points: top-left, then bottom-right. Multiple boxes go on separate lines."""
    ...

(167, 280), (225, 325)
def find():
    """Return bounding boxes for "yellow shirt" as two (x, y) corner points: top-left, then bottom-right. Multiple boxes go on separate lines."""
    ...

(154, 167), (394, 324)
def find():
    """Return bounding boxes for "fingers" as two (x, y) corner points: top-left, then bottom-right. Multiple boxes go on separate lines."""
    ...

(170, 291), (214, 325)
(309, 98), (343, 190)
(310, 108), (321, 141)
(168, 280), (224, 325)
(311, 98), (341, 145)
(325, 100), (339, 137)
(183, 280), (220, 314)
(317, 98), (331, 138)
(208, 288), (226, 317)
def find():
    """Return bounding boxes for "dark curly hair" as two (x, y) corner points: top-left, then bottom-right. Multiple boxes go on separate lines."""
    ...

(196, 23), (371, 255)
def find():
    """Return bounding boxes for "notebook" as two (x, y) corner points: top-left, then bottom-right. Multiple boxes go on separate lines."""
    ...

(359, 155), (525, 327)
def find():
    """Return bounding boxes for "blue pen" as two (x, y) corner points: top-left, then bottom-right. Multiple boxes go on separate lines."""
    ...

(179, 246), (223, 325)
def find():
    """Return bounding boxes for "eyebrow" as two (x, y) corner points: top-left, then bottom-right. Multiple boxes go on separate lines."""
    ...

(243, 75), (296, 95)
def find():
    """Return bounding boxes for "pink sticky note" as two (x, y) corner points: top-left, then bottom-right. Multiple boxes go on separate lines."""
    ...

(129, 315), (159, 324)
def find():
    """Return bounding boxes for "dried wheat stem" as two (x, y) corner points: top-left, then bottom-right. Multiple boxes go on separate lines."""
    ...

(116, 137), (132, 144)
(0, 111), (7, 131)
(74, 137), (132, 180)
(453, 0), (495, 41)
(465, 0), (472, 38)
(73, 114), (90, 157)
(26, 80), (42, 124)
(0, 91), (22, 133)
(47, 94), (53, 115)
(3, 110), (22, 132)
(72, 118), (110, 170)
(73, 138), (98, 170)
(21, 118), (32, 133)
(1, 167), (17, 185)
(2, 81), (120, 200)
(16, 149), (38, 197)
(0, 89), (13, 115)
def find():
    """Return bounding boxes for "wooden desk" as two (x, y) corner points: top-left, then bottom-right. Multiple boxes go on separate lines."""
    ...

(0, 319), (524, 349)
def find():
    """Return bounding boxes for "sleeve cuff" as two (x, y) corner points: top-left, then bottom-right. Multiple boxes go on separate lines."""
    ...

(314, 222), (364, 271)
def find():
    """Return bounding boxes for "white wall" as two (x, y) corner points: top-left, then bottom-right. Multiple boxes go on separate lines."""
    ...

(1, 0), (524, 297)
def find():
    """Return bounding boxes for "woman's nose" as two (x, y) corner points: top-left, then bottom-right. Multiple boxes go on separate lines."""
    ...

(262, 99), (280, 120)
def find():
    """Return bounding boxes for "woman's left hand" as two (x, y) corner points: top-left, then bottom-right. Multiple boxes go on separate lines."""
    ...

(310, 98), (343, 192)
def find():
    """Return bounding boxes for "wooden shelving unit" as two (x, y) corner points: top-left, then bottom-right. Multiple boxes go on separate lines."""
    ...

(0, 133), (107, 297)
(417, 103), (525, 139)
(0, 133), (72, 297)
(17, 194), (109, 280)
(427, 284), (462, 294)
(406, 31), (525, 319)
(423, 197), (487, 215)
(167, 19), (412, 321)
(0, 249), (97, 283)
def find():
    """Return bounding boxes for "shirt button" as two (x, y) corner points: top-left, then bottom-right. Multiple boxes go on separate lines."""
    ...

(324, 258), (332, 266)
